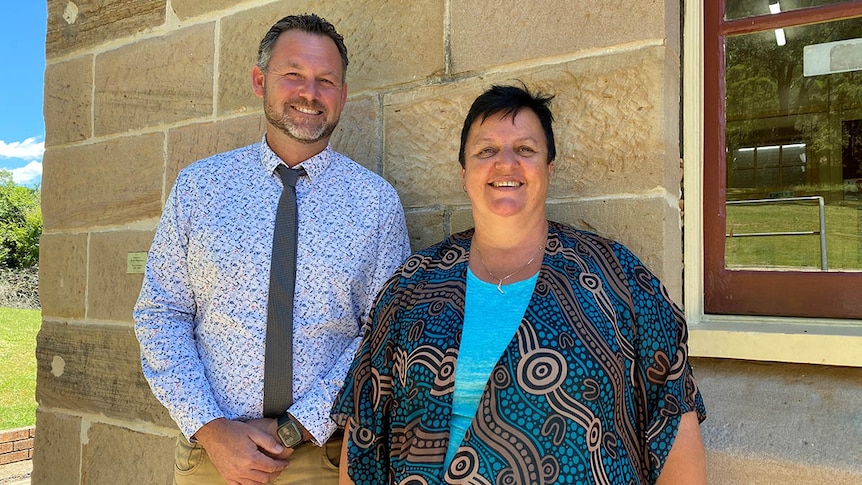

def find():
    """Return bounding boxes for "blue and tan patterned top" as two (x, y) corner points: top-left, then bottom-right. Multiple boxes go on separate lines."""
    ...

(134, 138), (411, 443)
(333, 222), (706, 484)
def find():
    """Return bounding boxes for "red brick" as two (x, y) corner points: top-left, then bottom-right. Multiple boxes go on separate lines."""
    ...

(0, 429), (30, 442)
(14, 438), (34, 451)
(0, 442), (12, 454)
(0, 450), (30, 465)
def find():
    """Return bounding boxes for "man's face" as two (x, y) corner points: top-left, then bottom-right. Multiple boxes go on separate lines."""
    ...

(254, 30), (347, 145)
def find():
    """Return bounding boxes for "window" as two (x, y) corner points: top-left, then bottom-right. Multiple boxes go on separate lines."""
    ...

(703, 1), (862, 319)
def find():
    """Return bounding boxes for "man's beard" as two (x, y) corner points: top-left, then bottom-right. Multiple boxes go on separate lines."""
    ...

(264, 98), (339, 144)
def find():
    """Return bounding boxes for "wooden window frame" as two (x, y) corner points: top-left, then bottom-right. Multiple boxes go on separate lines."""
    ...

(683, 1), (862, 366)
(703, 0), (862, 319)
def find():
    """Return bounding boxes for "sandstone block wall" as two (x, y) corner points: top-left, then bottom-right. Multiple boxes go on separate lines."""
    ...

(35, 0), (861, 483)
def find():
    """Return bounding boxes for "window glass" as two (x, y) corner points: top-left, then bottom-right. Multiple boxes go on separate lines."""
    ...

(724, 16), (862, 271)
(725, 0), (855, 21)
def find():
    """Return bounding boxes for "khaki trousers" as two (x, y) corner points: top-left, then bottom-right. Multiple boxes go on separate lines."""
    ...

(174, 432), (341, 485)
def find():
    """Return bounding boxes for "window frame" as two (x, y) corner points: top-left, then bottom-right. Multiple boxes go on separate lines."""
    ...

(684, 0), (862, 366)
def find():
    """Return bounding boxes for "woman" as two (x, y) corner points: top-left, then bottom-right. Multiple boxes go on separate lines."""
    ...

(332, 84), (707, 484)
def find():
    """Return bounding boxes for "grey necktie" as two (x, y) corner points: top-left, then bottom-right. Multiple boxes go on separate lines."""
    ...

(263, 164), (305, 418)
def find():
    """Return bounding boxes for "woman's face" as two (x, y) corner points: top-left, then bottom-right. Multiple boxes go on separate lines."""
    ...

(461, 109), (553, 222)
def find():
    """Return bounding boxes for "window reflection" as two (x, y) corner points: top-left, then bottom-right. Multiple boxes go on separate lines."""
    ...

(724, 16), (862, 271)
(725, 0), (855, 21)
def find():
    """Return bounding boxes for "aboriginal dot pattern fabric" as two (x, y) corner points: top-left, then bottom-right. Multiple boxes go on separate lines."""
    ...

(332, 221), (706, 485)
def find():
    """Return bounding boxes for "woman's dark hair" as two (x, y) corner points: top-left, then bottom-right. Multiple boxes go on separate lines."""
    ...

(458, 83), (555, 167)
(257, 14), (349, 76)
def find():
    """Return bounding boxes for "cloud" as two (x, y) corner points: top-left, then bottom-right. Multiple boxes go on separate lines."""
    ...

(0, 137), (45, 161)
(8, 161), (43, 185)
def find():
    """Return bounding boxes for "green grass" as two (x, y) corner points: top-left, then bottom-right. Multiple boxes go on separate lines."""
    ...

(0, 307), (40, 429)
(726, 201), (862, 270)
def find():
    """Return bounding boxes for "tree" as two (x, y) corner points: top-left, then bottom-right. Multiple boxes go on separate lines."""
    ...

(723, 13), (862, 193)
(0, 170), (41, 269)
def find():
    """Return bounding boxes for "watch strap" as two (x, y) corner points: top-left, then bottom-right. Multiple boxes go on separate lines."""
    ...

(277, 412), (292, 428)
(276, 413), (303, 448)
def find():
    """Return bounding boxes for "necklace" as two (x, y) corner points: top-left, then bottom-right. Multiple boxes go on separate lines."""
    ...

(475, 244), (544, 294)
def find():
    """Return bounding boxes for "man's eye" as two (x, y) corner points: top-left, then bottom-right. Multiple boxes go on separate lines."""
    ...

(518, 146), (537, 154)
(477, 148), (496, 157)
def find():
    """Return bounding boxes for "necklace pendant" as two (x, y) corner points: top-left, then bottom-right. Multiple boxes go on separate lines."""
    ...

(496, 281), (504, 294)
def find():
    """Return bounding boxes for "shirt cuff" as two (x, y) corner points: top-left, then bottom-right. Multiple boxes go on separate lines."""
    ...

(288, 402), (338, 446)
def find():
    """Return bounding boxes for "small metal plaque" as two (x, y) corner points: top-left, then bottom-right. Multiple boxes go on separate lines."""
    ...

(127, 252), (148, 274)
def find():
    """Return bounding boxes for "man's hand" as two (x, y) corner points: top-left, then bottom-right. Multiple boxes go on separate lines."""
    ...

(245, 417), (292, 460)
(193, 418), (289, 485)
(245, 414), (313, 461)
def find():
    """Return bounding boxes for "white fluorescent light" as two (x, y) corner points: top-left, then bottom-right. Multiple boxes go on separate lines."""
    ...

(769, 3), (785, 46)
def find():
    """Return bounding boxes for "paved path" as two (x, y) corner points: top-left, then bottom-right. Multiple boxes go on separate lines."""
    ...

(0, 460), (31, 484)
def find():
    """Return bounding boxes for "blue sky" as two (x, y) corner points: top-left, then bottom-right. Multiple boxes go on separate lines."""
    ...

(0, 3), (47, 187)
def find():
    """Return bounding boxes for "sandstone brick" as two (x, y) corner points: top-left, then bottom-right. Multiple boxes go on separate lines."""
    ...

(333, 1), (445, 91)
(405, 209), (445, 252)
(217, 1), (444, 114)
(43, 56), (92, 145)
(383, 84), (477, 208)
(546, 197), (682, 301)
(82, 423), (174, 485)
(530, 47), (678, 199)
(450, 0), (674, 74)
(35, 321), (175, 428)
(218, 4), (305, 116)
(385, 46), (678, 207)
(696, 359), (862, 484)
(31, 411), (81, 485)
(166, 115), (265, 192)
(384, 47), (679, 207)
(708, 453), (862, 485)
(171, 0), (236, 20)
(165, 97), (380, 191)
(46, 0), (166, 57)
(94, 23), (214, 135)
(41, 133), (165, 230)
(39, 233), (88, 319)
(330, 96), (382, 174)
(88, 230), (155, 322)
(449, 206), (475, 236)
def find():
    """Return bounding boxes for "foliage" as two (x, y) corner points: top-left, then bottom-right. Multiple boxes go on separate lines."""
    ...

(0, 266), (40, 310)
(0, 169), (42, 269)
(0, 307), (40, 429)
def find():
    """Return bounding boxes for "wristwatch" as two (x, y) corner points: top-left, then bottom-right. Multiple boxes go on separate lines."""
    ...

(276, 413), (304, 448)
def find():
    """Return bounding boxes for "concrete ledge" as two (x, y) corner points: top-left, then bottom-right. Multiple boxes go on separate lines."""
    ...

(0, 427), (35, 465)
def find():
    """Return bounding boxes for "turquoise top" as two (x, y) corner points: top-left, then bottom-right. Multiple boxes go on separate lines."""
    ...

(442, 267), (539, 470)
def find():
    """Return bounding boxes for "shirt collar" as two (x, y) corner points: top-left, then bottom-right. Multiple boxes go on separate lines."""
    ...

(259, 135), (332, 183)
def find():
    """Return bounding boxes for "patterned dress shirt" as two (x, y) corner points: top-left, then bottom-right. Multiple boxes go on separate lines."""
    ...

(134, 138), (411, 444)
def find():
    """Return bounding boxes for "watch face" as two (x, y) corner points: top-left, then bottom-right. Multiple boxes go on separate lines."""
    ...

(277, 420), (303, 448)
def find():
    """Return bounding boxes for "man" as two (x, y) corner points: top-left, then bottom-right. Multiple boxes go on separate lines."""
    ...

(134, 14), (411, 485)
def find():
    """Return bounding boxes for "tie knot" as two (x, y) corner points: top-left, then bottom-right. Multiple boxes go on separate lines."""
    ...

(275, 164), (305, 188)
